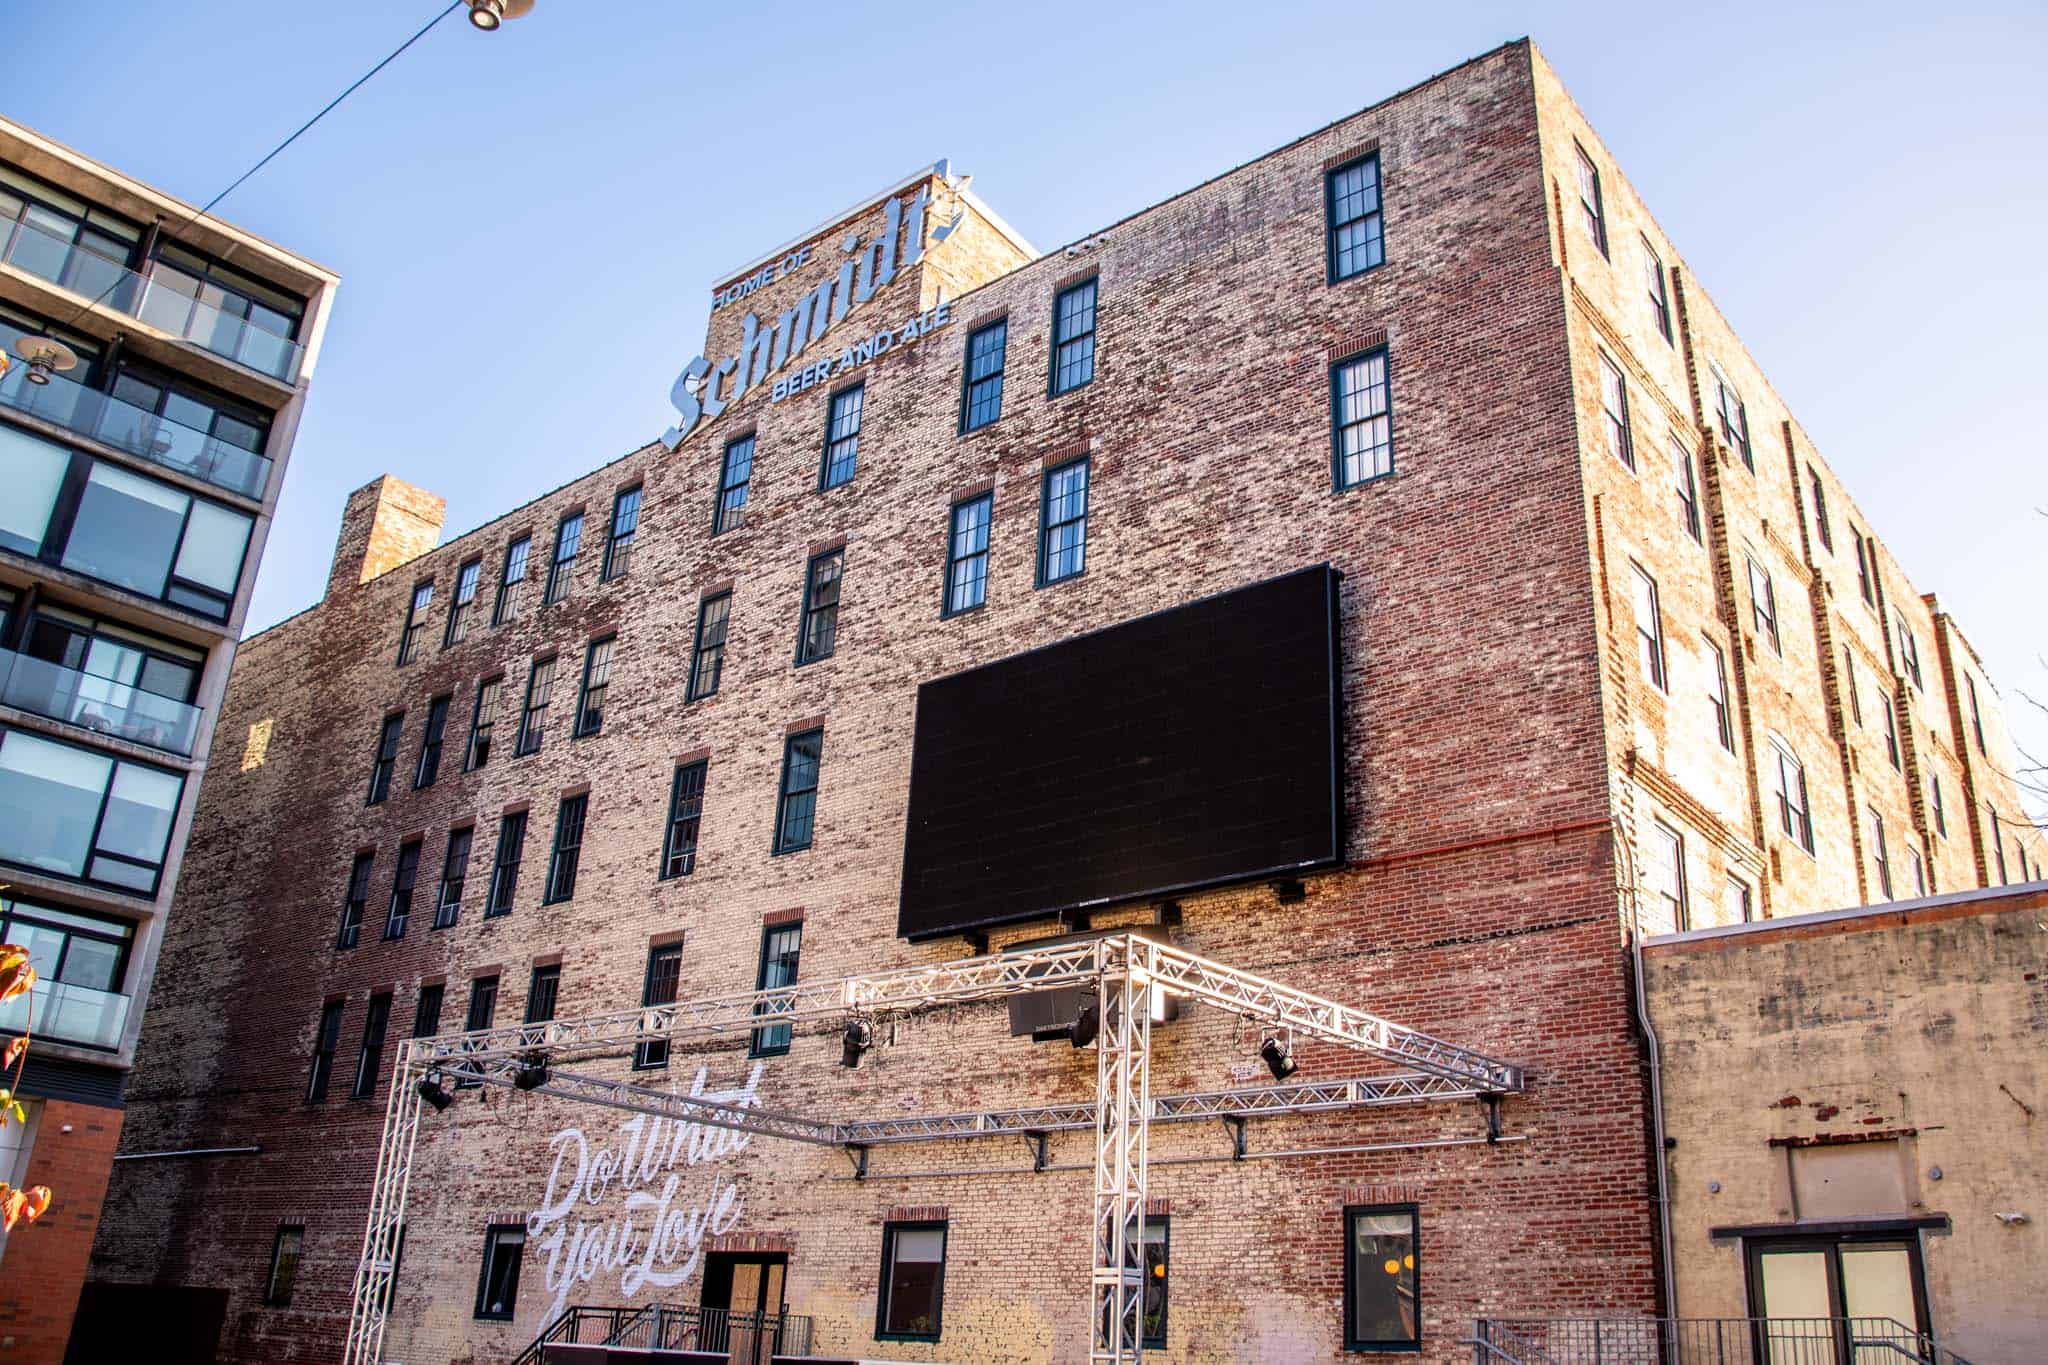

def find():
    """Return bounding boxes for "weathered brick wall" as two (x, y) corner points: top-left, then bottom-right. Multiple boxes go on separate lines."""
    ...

(1644, 885), (2048, 1363)
(0, 1101), (123, 1365)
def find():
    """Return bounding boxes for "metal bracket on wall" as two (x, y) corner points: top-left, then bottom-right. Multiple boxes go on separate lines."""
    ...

(1221, 1115), (1248, 1160)
(1024, 1130), (1049, 1172)
(844, 1144), (870, 1180)
(1482, 1093), (1504, 1144)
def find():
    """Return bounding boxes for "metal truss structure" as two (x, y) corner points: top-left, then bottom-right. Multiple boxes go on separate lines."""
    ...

(342, 932), (1523, 1365)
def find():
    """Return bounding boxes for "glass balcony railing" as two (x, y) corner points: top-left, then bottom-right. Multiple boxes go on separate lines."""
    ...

(0, 360), (271, 500)
(0, 647), (201, 757)
(0, 217), (304, 383)
(0, 977), (130, 1051)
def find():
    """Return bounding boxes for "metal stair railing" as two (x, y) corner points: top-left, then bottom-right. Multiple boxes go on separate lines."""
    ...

(1469, 1316), (1968, 1365)
(508, 1303), (815, 1365)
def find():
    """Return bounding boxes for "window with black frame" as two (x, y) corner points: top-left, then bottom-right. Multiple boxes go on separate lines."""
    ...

(366, 713), (402, 804)
(457, 976), (497, 1089)
(635, 944), (683, 1069)
(464, 678), (501, 771)
(412, 983), (444, 1039)
(545, 512), (583, 605)
(944, 495), (991, 616)
(544, 794), (587, 903)
(1670, 434), (1702, 542)
(750, 922), (802, 1056)
(0, 894), (133, 1050)
(688, 592), (731, 701)
(1037, 458), (1089, 586)
(0, 726), (183, 896)
(525, 964), (561, 1024)
(661, 760), (707, 879)
(1746, 554), (1780, 654)
(1332, 350), (1392, 488)
(1325, 154), (1385, 282)
(445, 558), (482, 646)
(1049, 279), (1096, 395)
(877, 1221), (947, 1342)
(474, 1224), (526, 1320)
(1642, 237), (1673, 343)
(0, 165), (142, 303)
(1140, 1217), (1169, 1349)
(774, 729), (823, 854)
(487, 811), (526, 915)
(338, 852), (372, 950)
(602, 485), (640, 581)
(574, 637), (613, 737)
(714, 434), (754, 535)
(1344, 1205), (1419, 1351)
(414, 695), (450, 789)
(104, 362), (272, 497)
(493, 536), (531, 625)
(397, 581), (432, 665)
(17, 604), (206, 756)
(306, 1000), (344, 1103)
(1574, 143), (1608, 257)
(821, 384), (864, 489)
(960, 319), (1007, 432)
(517, 657), (555, 756)
(383, 840), (421, 940)
(434, 827), (472, 929)
(796, 551), (843, 665)
(350, 991), (391, 1099)
(264, 1225), (305, 1307)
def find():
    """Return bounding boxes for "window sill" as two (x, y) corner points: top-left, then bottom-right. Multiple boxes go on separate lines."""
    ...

(1333, 468), (1401, 495)
(940, 602), (986, 621)
(875, 1334), (942, 1345)
(1327, 258), (1387, 288)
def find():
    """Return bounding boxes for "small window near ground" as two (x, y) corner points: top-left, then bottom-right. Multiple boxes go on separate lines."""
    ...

(264, 1225), (305, 1306)
(474, 1224), (526, 1321)
(1344, 1204), (1420, 1351)
(877, 1221), (948, 1342)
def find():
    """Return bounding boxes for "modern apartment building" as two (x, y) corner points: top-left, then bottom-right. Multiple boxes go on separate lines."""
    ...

(87, 41), (2042, 1364)
(0, 114), (337, 1362)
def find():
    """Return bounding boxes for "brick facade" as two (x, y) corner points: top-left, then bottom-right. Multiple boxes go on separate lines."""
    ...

(86, 40), (2041, 1364)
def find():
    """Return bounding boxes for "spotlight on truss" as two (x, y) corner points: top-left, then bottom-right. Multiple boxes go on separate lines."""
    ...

(416, 1073), (454, 1112)
(841, 1018), (873, 1069)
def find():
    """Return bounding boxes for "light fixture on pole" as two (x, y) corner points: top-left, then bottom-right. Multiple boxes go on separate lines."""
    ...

(512, 1050), (550, 1091)
(10, 336), (78, 387)
(415, 1072), (454, 1112)
(1259, 1035), (1298, 1082)
(466, 0), (534, 31)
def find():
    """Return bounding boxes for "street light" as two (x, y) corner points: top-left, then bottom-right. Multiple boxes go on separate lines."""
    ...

(467, 0), (534, 31)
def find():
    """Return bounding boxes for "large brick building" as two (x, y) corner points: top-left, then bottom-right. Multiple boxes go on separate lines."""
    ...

(85, 40), (2042, 1364)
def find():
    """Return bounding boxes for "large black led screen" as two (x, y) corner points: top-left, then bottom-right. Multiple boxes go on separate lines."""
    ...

(897, 564), (1344, 940)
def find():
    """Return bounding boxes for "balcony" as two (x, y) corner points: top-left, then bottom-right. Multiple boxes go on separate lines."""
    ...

(0, 977), (130, 1052)
(1, 217), (304, 383)
(0, 647), (201, 757)
(0, 359), (271, 501)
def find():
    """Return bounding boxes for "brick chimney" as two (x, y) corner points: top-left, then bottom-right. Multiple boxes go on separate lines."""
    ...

(326, 475), (446, 599)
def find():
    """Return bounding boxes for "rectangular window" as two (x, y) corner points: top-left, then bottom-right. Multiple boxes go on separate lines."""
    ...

(1845, 649), (1863, 726)
(544, 793), (587, 904)
(796, 550), (844, 665)
(1037, 456), (1090, 585)
(464, 973), (498, 1030)
(525, 964), (560, 1024)
(1325, 154), (1385, 282)
(1807, 469), (1833, 552)
(660, 760), (707, 880)
(1880, 690), (1901, 770)
(351, 991), (392, 1099)
(544, 512), (583, 605)
(1574, 143), (1608, 255)
(382, 839), (421, 940)
(445, 558), (482, 646)
(487, 811), (526, 916)
(492, 535), (531, 625)
(877, 1221), (948, 1342)
(1852, 528), (1876, 606)
(1746, 555), (1780, 654)
(687, 592), (731, 701)
(1649, 820), (1689, 931)
(1773, 742), (1815, 853)
(1331, 349), (1393, 488)
(1344, 1205), (1420, 1351)
(1049, 278), (1098, 396)
(960, 319), (1008, 432)
(601, 485), (641, 581)
(944, 494), (992, 616)
(820, 383), (864, 490)
(412, 983), (444, 1038)
(1630, 565), (1665, 691)
(264, 1225), (305, 1307)
(1723, 875), (1754, 925)
(750, 922), (802, 1056)
(338, 852), (373, 950)
(516, 656), (555, 756)
(474, 1224), (526, 1320)
(413, 694), (450, 789)
(1965, 674), (1985, 753)
(306, 1000), (344, 1103)
(774, 729), (823, 854)
(713, 434), (754, 535)
(1599, 353), (1634, 470)
(1712, 365), (1752, 470)
(1989, 804), (2008, 883)
(1671, 434), (1701, 542)
(1931, 775), (1947, 838)
(1705, 638), (1734, 751)
(1906, 842), (1927, 898)
(1140, 1217), (1169, 1350)
(366, 712), (403, 804)
(0, 727), (184, 895)
(574, 636), (613, 737)
(434, 826), (472, 929)
(1893, 612), (1923, 690)
(397, 581), (432, 665)
(1869, 806), (1893, 899)
(635, 944), (683, 1070)
(464, 678), (501, 771)
(1643, 238), (1672, 342)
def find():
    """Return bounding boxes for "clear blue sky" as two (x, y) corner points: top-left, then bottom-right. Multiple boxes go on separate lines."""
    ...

(9, 1), (2045, 819)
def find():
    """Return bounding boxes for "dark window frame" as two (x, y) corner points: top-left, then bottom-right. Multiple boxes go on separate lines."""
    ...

(382, 838), (422, 941)
(544, 511), (583, 606)
(444, 557), (482, 647)
(1705, 637), (1734, 752)
(525, 963), (561, 1024)
(1643, 236), (1672, 343)
(875, 1219), (949, 1343)
(0, 726), (185, 897)
(464, 677), (501, 772)
(959, 318), (1008, 433)
(397, 580), (433, 665)
(1772, 741), (1816, 855)
(1807, 468), (1833, 552)
(413, 694), (451, 789)
(1671, 433), (1702, 542)
(433, 825), (472, 930)
(1048, 277), (1098, 397)
(516, 656), (555, 757)
(660, 760), (707, 880)
(350, 990), (392, 1100)
(573, 635), (614, 738)
(819, 382), (864, 490)
(1599, 351), (1634, 470)
(687, 591), (732, 702)
(338, 852), (373, 950)
(486, 810), (526, 916)
(543, 793), (588, 904)
(1631, 564), (1666, 692)
(1330, 347), (1395, 490)
(1324, 152), (1387, 284)
(773, 728), (823, 856)
(1574, 142), (1609, 258)
(634, 943), (684, 1070)
(601, 485), (641, 582)
(713, 434), (755, 536)
(473, 1222), (527, 1321)
(942, 492), (993, 617)
(1036, 455), (1090, 587)
(457, 975), (498, 1089)
(412, 983), (445, 1039)
(366, 712), (403, 805)
(1342, 1202), (1421, 1353)
(795, 549), (844, 667)
(263, 1224), (306, 1307)
(306, 999), (344, 1103)
(1746, 555), (1781, 654)
(492, 535), (531, 626)
(749, 921), (802, 1057)
(1141, 1215), (1170, 1350)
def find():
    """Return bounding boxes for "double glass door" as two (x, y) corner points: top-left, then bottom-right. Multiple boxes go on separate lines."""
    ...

(1748, 1237), (1930, 1363)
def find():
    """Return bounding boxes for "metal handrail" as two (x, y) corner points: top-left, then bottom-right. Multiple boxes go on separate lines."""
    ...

(0, 358), (271, 500)
(1470, 1316), (1965, 1365)
(509, 1302), (814, 1365)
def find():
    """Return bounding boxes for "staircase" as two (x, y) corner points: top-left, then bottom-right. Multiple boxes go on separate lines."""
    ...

(510, 1302), (815, 1365)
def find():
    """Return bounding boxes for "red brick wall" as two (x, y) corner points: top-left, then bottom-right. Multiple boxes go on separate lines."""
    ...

(0, 1101), (123, 1364)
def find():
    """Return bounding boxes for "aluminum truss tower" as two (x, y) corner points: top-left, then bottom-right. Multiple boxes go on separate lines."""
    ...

(341, 932), (1523, 1365)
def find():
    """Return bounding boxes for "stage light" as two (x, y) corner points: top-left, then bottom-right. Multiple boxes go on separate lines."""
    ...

(841, 1018), (873, 1068)
(467, 0), (533, 31)
(1260, 1036), (1297, 1082)
(512, 1051), (549, 1091)
(1070, 997), (1100, 1049)
(416, 1073), (454, 1111)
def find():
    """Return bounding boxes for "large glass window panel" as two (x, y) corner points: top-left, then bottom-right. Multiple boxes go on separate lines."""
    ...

(1346, 1208), (1419, 1349)
(88, 762), (180, 888)
(0, 730), (112, 877)
(880, 1225), (946, 1339)
(62, 463), (187, 598)
(0, 424), (68, 556)
(172, 498), (252, 596)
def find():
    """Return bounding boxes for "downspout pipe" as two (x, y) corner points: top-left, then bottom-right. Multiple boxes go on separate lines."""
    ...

(1615, 817), (1679, 1323)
